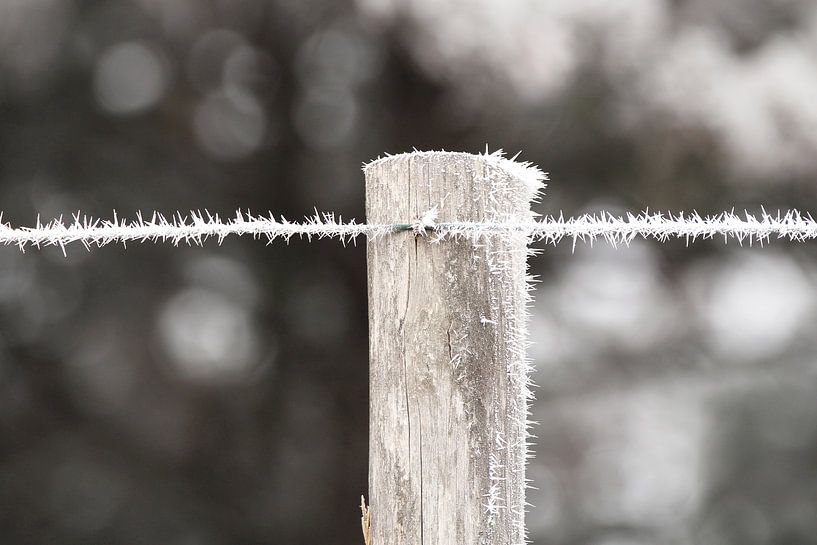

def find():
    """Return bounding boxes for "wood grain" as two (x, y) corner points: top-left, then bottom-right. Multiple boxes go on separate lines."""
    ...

(365, 151), (536, 545)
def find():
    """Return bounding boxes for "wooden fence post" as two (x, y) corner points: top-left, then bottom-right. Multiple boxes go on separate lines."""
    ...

(364, 151), (543, 545)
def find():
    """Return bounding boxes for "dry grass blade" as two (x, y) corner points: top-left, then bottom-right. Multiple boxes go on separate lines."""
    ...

(360, 495), (371, 545)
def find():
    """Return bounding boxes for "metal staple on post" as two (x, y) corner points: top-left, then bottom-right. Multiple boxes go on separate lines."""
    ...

(364, 151), (544, 545)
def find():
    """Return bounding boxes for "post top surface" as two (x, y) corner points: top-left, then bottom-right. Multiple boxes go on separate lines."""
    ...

(364, 149), (547, 204)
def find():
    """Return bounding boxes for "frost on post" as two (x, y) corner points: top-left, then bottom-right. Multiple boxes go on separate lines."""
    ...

(365, 150), (545, 545)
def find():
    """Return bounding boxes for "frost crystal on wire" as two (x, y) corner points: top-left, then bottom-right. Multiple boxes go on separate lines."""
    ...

(1, 209), (816, 254)
(0, 210), (392, 255)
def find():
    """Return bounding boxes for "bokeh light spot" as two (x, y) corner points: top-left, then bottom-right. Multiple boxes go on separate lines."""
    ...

(689, 252), (815, 362)
(193, 90), (266, 161)
(158, 288), (260, 384)
(293, 89), (357, 150)
(93, 41), (168, 116)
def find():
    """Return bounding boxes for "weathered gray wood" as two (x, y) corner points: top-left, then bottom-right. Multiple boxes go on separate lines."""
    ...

(365, 151), (541, 545)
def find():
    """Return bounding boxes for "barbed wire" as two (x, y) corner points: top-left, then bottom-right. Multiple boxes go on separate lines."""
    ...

(1, 209), (816, 254)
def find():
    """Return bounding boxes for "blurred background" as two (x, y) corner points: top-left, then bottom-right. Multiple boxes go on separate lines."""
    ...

(2, 0), (817, 543)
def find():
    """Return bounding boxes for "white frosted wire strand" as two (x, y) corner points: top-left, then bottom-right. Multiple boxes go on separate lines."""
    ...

(1, 209), (816, 254)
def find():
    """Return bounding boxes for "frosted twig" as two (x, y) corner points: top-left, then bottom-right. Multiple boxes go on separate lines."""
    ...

(0, 209), (816, 253)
